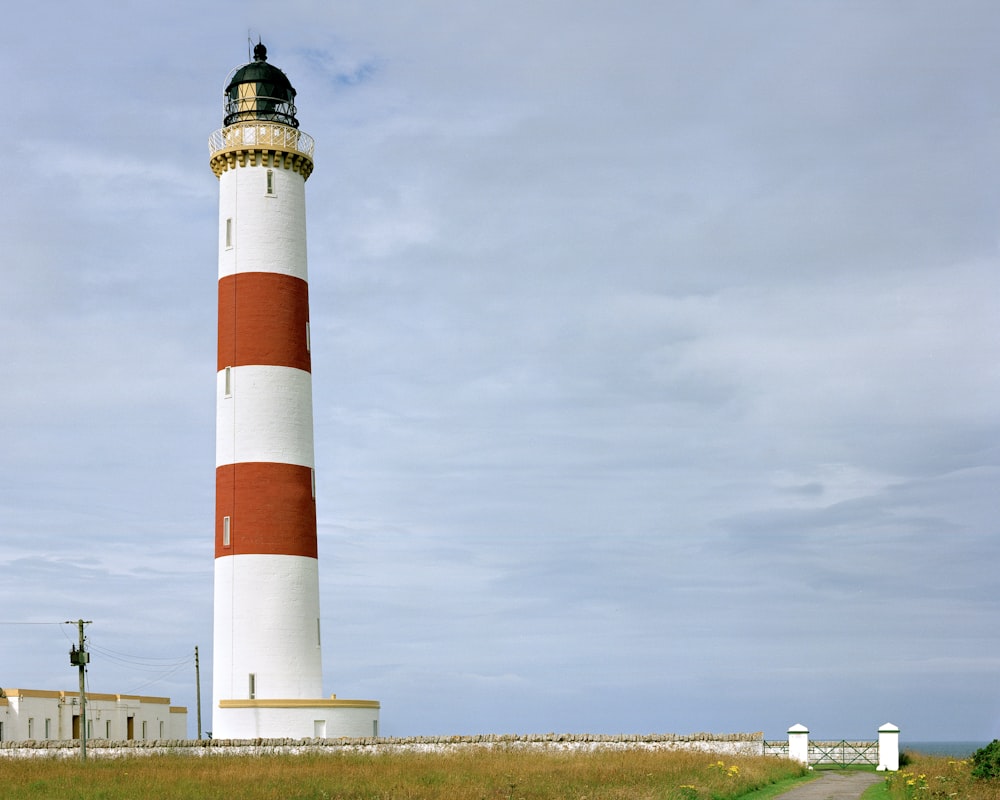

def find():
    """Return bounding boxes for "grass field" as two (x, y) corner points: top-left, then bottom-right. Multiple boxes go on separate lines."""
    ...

(875, 751), (1000, 800)
(0, 748), (810, 800)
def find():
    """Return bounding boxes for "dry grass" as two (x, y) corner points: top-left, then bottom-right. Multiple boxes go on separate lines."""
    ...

(881, 753), (1000, 800)
(0, 747), (806, 800)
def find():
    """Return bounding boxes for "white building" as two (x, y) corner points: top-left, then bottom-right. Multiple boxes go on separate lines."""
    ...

(0, 688), (187, 741)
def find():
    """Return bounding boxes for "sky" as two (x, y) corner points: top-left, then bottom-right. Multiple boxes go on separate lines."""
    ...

(1, 1), (998, 744)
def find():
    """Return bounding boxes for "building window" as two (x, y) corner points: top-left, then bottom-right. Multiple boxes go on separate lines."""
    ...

(27, 718), (33, 738)
(159, 721), (164, 739)
(0, 721), (4, 741)
(142, 721), (147, 740)
(106, 720), (112, 738)
(223, 516), (231, 547)
(373, 720), (378, 737)
(44, 718), (51, 739)
(224, 366), (232, 397)
(225, 217), (233, 248)
(249, 673), (256, 700)
(266, 169), (275, 195)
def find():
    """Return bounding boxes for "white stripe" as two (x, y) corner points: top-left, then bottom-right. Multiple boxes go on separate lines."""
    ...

(216, 365), (314, 467)
(218, 165), (309, 281)
(212, 554), (323, 703)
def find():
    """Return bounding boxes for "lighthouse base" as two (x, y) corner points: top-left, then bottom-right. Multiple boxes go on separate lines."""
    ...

(213, 697), (380, 740)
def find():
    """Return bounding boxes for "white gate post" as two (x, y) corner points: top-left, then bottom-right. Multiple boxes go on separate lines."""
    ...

(877, 723), (899, 771)
(788, 724), (809, 765)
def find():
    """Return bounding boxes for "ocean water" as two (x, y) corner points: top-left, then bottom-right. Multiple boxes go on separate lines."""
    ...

(904, 741), (992, 758)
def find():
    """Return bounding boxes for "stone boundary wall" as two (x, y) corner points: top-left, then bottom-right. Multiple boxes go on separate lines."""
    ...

(0, 732), (764, 760)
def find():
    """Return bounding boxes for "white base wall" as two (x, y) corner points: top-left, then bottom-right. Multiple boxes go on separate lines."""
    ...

(212, 704), (379, 740)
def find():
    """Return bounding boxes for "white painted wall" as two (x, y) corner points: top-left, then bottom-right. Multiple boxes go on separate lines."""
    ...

(214, 705), (378, 741)
(218, 162), (308, 281)
(877, 723), (899, 771)
(216, 365), (315, 468)
(787, 723), (809, 764)
(0, 692), (186, 741)
(213, 554), (323, 706)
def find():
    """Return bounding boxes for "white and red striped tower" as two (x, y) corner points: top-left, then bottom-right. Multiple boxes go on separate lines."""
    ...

(208, 43), (378, 740)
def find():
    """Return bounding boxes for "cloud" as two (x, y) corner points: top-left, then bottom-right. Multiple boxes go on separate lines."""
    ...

(1, 0), (998, 742)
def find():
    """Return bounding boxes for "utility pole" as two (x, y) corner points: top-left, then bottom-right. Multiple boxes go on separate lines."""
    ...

(194, 645), (202, 740)
(67, 619), (91, 762)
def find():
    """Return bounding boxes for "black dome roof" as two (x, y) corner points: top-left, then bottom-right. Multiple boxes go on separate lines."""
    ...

(223, 43), (299, 128)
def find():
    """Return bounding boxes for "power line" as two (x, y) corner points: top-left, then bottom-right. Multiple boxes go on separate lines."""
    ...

(125, 660), (191, 695)
(84, 637), (195, 695)
(87, 642), (193, 669)
(2, 622), (196, 698)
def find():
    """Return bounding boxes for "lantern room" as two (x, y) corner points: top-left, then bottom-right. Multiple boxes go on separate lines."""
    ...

(223, 42), (299, 128)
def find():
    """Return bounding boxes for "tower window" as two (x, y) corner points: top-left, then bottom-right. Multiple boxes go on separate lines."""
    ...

(224, 366), (232, 397)
(305, 321), (311, 352)
(249, 673), (256, 700)
(225, 218), (233, 248)
(266, 169), (275, 195)
(223, 516), (231, 547)
(316, 617), (321, 646)
(311, 468), (316, 499)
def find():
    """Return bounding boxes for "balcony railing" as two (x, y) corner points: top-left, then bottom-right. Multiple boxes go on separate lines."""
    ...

(209, 122), (314, 159)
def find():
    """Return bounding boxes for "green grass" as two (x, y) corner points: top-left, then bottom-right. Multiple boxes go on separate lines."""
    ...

(0, 749), (811, 800)
(859, 778), (890, 799)
(878, 752), (1000, 800)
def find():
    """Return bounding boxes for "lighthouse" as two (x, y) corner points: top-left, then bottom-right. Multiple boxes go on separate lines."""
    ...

(208, 43), (379, 740)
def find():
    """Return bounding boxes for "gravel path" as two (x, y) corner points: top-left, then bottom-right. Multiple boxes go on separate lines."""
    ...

(772, 770), (883, 799)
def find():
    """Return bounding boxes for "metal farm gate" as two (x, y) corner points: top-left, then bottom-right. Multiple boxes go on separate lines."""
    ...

(763, 740), (790, 758)
(809, 740), (879, 767)
(762, 738), (879, 767)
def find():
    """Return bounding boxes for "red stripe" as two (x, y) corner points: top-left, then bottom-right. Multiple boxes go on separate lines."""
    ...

(218, 273), (311, 372)
(216, 463), (317, 558)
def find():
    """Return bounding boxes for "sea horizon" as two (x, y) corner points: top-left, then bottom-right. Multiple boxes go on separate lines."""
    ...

(904, 741), (991, 758)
